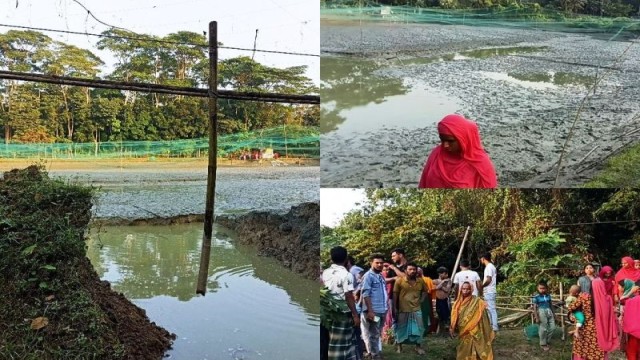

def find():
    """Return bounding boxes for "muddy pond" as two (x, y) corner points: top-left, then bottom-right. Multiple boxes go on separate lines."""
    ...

(87, 223), (319, 360)
(321, 20), (640, 187)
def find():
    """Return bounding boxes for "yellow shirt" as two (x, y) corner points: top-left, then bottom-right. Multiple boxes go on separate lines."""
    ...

(394, 277), (426, 312)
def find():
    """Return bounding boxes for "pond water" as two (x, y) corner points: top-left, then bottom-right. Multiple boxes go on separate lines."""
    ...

(86, 223), (319, 360)
(321, 56), (460, 136)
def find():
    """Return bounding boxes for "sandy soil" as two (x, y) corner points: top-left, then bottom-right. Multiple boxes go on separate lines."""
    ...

(321, 21), (640, 187)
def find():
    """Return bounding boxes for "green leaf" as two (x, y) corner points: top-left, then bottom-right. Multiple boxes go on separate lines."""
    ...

(39, 282), (49, 289)
(41, 265), (56, 271)
(22, 244), (37, 256)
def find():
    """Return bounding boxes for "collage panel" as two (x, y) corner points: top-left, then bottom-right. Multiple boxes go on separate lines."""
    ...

(320, 1), (640, 188)
(320, 188), (640, 360)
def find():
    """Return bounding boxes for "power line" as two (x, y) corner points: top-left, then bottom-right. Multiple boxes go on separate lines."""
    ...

(68, 0), (132, 33)
(0, 70), (320, 104)
(0, 23), (320, 57)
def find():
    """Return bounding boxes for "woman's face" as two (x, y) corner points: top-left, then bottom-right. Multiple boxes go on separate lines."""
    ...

(585, 265), (594, 275)
(635, 261), (640, 270)
(439, 134), (461, 155)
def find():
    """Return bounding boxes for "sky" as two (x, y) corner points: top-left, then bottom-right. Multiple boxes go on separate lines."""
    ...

(320, 188), (366, 227)
(0, 0), (319, 83)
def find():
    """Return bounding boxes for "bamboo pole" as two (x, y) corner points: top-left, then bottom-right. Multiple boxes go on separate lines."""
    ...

(494, 306), (534, 313)
(0, 70), (319, 104)
(196, 21), (218, 296)
(450, 225), (471, 297)
(560, 282), (565, 340)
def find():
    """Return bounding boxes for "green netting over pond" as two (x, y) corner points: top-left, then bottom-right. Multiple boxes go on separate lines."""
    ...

(0, 126), (320, 159)
(322, 4), (640, 39)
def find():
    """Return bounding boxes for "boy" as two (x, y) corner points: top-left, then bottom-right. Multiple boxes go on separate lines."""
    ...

(532, 281), (556, 351)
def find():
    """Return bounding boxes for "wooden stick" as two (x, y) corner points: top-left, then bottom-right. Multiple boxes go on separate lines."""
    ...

(450, 225), (471, 296)
(196, 21), (219, 296)
(495, 306), (533, 313)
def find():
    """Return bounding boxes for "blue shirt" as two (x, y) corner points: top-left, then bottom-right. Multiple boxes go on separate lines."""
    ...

(361, 270), (389, 314)
(532, 293), (552, 309)
(350, 265), (364, 289)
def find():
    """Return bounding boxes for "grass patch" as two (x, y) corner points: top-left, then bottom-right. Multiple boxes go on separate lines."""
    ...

(379, 328), (625, 360)
(585, 142), (640, 187)
(0, 165), (174, 359)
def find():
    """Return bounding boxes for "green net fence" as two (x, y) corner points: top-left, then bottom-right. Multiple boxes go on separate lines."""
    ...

(0, 126), (320, 159)
(322, 4), (640, 39)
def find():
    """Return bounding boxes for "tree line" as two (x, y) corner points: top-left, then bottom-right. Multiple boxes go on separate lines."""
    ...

(323, 0), (640, 19)
(0, 29), (319, 145)
(322, 189), (640, 296)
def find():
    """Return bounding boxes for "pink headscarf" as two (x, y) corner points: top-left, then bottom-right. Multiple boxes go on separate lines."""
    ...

(598, 266), (615, 297)
(419, 114), (497, 188)
(591, 278), (620, 352)
(615, 256), (640, 283)
(623, 295), (640, 339)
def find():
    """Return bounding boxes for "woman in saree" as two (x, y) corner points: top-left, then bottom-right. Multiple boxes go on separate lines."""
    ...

(419, 114), (497, 189)
(616, 257), (640, 285)
(450, 282), (495, 360)
(568, 278), (619, 360)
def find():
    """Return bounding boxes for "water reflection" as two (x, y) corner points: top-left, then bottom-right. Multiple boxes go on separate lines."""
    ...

(479, 71), (596, 89)
(86, 223), (319, 360)
(321, 56), (460, 135)
(321, 56), (409, 133)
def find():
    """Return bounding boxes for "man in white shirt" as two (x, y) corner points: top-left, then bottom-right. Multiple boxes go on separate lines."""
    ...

(322, 246), (360, 360)
(480, 253), (499, 332)
(452, 259), (482, 299)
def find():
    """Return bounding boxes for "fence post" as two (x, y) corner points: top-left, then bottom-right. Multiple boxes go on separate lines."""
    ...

(196, 20), (218, 296)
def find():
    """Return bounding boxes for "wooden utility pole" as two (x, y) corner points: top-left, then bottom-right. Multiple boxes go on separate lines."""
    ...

(196, 21), (218, 296)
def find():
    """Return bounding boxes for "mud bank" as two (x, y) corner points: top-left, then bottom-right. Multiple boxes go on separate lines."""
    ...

(217, 202), (320, 280)
(0, 167), (175, 360)
(321, 21), (640, 187)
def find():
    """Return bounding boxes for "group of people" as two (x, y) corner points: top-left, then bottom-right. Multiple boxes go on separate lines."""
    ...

(533, 258), (640, 360)
(320, 246), (500, 360)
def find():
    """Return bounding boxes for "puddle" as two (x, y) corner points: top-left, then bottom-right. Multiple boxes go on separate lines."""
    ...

(479, 71), (596, 89)
(395, 46), (548, 66)
(321, 56), (460, 135)
(87, 224), (319, 360)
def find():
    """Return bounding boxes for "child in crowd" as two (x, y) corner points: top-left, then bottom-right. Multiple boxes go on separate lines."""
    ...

(565, 285), (585, 339)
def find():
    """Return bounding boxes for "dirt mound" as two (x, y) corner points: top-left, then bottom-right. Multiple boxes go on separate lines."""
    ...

(217, 202), (320, 280)
(0, 166), (175, 360)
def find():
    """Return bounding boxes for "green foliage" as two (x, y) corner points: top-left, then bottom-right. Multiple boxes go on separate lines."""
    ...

(501, 229), (585, 295)
(320, 287), (351, 327)
(0, 29), (318, 147)
(585, 143), (640, 188)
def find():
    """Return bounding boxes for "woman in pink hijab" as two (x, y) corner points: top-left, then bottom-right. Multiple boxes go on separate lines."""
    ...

(419, 114), (497, 188)
(623, 282), (640, 360)
(615, 257), (640, 283)
(599, 266), (618, 305)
